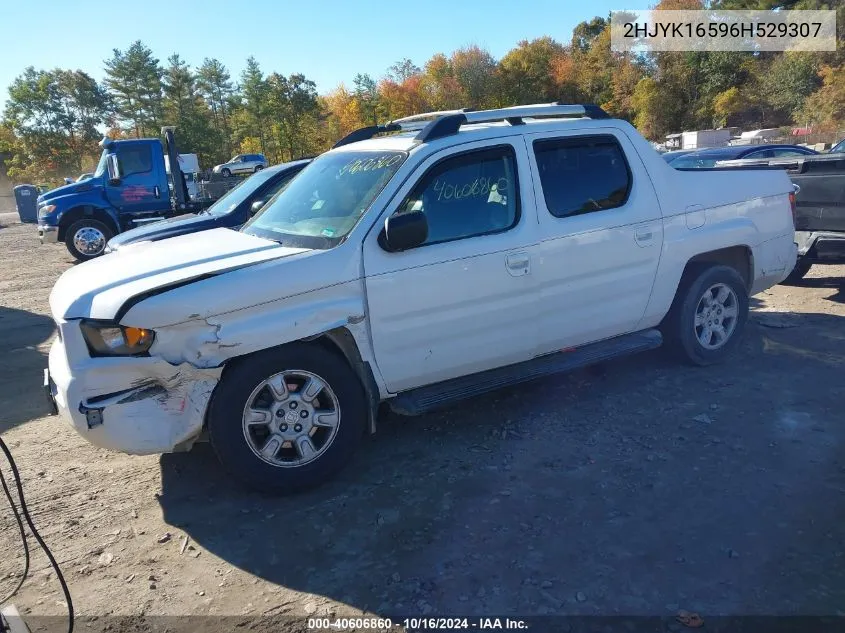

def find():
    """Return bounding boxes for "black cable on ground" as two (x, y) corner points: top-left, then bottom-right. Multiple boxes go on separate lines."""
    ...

(0, 465), (30, 605)
(0, 435), (73, 633)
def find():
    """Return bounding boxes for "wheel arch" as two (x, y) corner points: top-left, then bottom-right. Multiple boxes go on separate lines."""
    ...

(212, 326), (381, 435)
(684, 245), (754, 292)
(58, 205), (119, 241)
(306, 327), (381, 434)
(656, 245), (753, 330)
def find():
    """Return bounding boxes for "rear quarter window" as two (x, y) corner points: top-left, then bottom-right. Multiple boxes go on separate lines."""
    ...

(533, 135), (632, 218)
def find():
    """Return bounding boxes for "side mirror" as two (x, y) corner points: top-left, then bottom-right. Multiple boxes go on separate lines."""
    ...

(106, 154), (121, 185)
(249, 199), (266, 216)
(381, 210), (428, 252)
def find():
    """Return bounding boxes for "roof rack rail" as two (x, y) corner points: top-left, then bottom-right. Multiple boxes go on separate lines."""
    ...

(331, 102), (610, 148)
(332, 123), (402, 149)
(415, 102), (609, 143)
(390, 108), (476, 125)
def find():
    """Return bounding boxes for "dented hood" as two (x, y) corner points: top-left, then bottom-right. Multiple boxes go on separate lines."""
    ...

(50, 228), (309, 321)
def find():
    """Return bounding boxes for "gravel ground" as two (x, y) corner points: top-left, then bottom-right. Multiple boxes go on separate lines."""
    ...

(1, 218), (844, 631)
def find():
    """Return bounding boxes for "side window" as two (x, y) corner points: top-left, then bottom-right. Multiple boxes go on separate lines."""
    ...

(257, 171), (299, 207)
(533, 135), (632, 218)
(746, 149), (774, 159)
(772, 149), (807, 157)
(394, 146), (519, 246)
(116, 145), (153, 178)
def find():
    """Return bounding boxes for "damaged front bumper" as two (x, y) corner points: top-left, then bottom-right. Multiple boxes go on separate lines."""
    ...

(47, 321), (221, 454)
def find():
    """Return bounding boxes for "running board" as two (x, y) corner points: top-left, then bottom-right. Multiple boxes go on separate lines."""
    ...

(389, 329), (663, 416)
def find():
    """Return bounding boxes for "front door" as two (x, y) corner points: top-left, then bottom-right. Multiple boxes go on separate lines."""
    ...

(363, 139), (541, 393)
(525, 129), (664, 353)
(105, 141), (166, 218)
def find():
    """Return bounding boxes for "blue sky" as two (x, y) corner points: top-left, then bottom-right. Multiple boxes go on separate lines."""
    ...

(2, 0), (652, 109)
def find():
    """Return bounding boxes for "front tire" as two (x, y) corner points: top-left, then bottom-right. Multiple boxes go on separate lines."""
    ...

(221, 168), (231, 178)
(662, 265), (749, 366)
(65, 219), (113, 261)
(207, 343), (367, 494)
(780, 257), (812, 286)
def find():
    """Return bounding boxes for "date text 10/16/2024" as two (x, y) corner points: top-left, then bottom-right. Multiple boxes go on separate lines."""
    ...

(307, 617), (529, 631)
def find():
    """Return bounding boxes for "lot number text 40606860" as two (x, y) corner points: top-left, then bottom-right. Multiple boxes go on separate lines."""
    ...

(307, 617), (529, 631)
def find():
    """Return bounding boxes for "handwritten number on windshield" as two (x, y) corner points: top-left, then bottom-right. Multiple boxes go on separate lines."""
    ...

(338, 154), (403, 176)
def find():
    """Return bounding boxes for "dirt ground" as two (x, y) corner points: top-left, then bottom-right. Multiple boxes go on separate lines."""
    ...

(1, 216), (844, 631)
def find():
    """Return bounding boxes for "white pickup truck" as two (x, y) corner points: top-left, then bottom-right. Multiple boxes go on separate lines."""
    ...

(44, 103), (797, 494)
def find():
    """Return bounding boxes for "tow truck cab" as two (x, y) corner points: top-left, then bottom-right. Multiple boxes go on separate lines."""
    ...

(37, 128), (190, 260)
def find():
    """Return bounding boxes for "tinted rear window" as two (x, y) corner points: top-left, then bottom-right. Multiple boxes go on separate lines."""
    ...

(533, 135), (632, 218)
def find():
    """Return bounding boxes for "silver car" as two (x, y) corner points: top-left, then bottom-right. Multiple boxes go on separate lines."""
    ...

(212, 153), (268, 177)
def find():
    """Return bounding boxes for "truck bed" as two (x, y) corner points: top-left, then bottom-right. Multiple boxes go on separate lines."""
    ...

(707, 154), (845, 233)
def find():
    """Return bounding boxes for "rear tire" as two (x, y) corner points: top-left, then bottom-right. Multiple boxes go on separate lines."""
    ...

(207, 343), (367, 495)
(254, 165), (264, 173)
(65, 219), (113, 261)
(661, 264), (749, 366)
(780, 257), (812, 286)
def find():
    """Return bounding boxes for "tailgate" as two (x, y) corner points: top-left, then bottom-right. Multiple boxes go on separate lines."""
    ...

(793, 171), (845, 232)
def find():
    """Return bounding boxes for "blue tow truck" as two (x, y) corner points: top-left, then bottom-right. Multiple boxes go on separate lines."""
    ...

(37, 127), (193, 260)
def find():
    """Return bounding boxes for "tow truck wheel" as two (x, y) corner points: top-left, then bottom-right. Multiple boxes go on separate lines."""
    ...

(65, 219), (113, 261)
(662, 264), (749, 366)
(207, 343), (367, 495)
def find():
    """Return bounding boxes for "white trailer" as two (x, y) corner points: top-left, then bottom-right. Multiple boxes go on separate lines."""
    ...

(680, 129), (732, 149)
(165, 153), (201, 200)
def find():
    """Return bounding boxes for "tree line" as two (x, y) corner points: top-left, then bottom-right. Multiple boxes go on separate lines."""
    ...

(2, 0), (843, 186)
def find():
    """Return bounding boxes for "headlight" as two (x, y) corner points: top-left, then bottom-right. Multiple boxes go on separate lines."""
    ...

(80, 321), (155, 356)
(39, 204), (56, 215)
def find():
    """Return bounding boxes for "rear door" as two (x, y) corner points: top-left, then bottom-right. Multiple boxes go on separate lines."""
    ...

(363, 139), (541, 393)
(525, 129), (664, 353)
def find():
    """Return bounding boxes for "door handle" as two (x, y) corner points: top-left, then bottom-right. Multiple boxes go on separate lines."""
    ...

(634, 230), (654, 246)
(153, 185), (160, 198)
(505, 252), (530, 276)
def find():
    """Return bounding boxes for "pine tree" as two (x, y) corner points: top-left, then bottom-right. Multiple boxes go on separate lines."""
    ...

(197, 58), (234, 160)
(103, 41), (164, 137)
(162, 54), (216, 161)
(353, 73), (379, 125)
(238, 56), (268, 155)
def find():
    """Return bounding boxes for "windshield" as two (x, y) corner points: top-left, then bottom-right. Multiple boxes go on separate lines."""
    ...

(94, 150), (109, 177)
(204, 170), (277, 216)
(242, 150), (406, 248)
